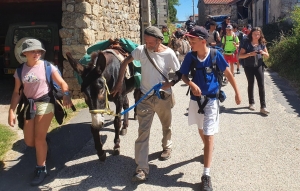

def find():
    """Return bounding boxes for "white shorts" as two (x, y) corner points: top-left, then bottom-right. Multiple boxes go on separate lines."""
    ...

(188, 99), (219, 135)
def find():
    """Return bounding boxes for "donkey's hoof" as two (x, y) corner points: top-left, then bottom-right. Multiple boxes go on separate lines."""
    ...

(120, 128), (127, 136)
(97, 151), (106, 162)
(113, 147), (120, 156)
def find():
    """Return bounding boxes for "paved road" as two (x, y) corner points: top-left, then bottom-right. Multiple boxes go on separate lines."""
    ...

(1, 67), (299, 191)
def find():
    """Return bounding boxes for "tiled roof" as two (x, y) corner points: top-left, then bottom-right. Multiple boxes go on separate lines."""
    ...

(203, 0), (236, 4)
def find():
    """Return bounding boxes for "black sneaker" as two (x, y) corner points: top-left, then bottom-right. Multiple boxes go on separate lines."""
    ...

(31, 166), (48, 186)
(201, 175), (213, 191)
(237, 69), (240, 74)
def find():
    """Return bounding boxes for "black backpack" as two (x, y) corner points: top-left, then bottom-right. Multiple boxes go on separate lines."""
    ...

(188, 48), (226, 114)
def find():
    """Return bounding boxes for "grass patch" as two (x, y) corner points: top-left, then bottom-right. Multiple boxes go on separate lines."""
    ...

(49, 99), (88, 132)
(0, 124), (16, 162)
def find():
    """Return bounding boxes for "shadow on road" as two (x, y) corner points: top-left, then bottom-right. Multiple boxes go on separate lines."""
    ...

(267, 70), (300, 116)
(39, 151), (203, 191)
(0, 121), (92, 191)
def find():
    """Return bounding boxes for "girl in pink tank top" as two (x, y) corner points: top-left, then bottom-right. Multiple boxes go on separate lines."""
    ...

(8, 39), (73, 186)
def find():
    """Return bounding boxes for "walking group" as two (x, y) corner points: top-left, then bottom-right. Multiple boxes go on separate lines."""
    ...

(7, 15), (270, 191)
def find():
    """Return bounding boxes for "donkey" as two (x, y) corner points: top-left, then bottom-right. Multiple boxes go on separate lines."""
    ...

(169, 37), (191, 63)
(66, 50), (136, 161)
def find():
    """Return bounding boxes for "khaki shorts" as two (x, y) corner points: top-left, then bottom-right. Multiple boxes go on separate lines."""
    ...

(24, 102), (54, 117)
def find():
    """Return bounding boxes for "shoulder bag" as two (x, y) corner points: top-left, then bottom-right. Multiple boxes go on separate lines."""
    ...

(144, 46), (176, 108)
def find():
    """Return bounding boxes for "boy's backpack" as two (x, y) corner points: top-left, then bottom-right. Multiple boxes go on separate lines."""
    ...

(16, 61), (71, 126)
(188, 48), (226, 114)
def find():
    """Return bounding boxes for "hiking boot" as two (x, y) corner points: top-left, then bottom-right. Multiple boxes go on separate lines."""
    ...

(160, 149), (172, 161)
(237, 69), (240, 74)
(249, 104), (255, 111)
(132, 169), (147, 182)
(31, 166), (48, 186)
(260, 108), (270, 115)
(201, 175), (213, 191)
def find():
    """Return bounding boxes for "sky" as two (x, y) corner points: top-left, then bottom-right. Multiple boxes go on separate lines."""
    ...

(175, 0), (198, 21)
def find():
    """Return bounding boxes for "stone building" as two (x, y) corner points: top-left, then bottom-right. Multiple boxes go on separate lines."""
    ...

(60, 0), (144, 98)
(247, 0), (300, 27)
(150, 0), (169, 28)
(0, 0), (152, 98)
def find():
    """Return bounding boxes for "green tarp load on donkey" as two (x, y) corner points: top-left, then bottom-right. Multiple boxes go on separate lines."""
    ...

(75, 38), (141, 87)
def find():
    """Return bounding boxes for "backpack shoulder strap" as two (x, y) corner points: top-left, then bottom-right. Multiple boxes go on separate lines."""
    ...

(210, 48), (217, 67)
(222, 35), (226, 48)
(44, 61), (52, 85)
(16, 63), (25, 95)
(190, 51), (198, 79)
(16, 63), (24, 84)
(213, 31), (217, 42)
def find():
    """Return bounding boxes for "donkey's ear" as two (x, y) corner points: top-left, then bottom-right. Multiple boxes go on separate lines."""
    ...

(96, 51), (107, 74)
(66, 52), (85, 75)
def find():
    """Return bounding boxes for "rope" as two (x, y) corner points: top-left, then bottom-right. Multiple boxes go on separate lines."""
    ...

(120, 82), (163, 116)
(89, 82), (164, 117)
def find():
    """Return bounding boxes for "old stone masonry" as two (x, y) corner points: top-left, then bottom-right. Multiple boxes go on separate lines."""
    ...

(59, 0), (141, 98)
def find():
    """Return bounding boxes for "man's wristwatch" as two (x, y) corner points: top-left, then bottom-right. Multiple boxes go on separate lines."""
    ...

(63, 91), (70, 96)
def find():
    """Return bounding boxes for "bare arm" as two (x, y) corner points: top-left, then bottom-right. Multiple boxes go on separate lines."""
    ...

(239, 48), (257, 59)
(260, 47), (269, 58)
(111, 55), (134, 97)
(182, 74), (202, 96)
(8, 78), (22, 127)
(223, 67), (241, 105)
(52, 70), (73, 108)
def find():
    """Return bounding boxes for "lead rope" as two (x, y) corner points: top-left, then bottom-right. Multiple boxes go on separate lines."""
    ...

(89, 77), (119, 116)
(89, 82), (164, 117)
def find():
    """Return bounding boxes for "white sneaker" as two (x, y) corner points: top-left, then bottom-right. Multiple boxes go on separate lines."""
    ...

(249, 104), (255, 111)
(260, 108), (270, 115)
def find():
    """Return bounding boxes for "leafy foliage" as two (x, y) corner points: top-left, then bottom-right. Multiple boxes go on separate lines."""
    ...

(168, 0), (180, 22)
(265, 7), (300, 92)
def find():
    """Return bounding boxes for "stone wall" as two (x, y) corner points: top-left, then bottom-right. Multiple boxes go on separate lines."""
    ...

(60, 0), (141, 98)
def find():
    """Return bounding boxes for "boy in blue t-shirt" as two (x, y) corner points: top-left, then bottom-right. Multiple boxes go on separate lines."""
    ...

(180, 26), (241, 191)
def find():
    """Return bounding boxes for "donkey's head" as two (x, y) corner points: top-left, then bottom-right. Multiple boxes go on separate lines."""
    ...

(66, 51), (109, 129)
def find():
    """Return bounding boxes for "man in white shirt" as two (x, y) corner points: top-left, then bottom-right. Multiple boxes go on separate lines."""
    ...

(111, 26), (181, 182)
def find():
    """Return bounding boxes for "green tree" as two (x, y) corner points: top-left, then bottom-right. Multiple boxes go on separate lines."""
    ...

(168, 0), (180, 22)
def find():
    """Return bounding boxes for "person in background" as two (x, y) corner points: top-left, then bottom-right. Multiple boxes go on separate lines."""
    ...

(173, 24), (184, 39)
(238, 27), (270, 115)
(185, 15), (196, 32)
(205, 17), (213, 30)
(220, 16), (231, 38)
(8, 39), (73, 186)
(181, 26), (241, 191)
(222, 24), (239, 76)
(242, 24), (252, 35)
(206, 21), (221, 47)
(232, 23), (246, 74)
(162, 25), (171, 46)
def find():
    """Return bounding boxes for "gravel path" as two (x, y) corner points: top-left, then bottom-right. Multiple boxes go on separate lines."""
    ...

(1, 68), (299, 191)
